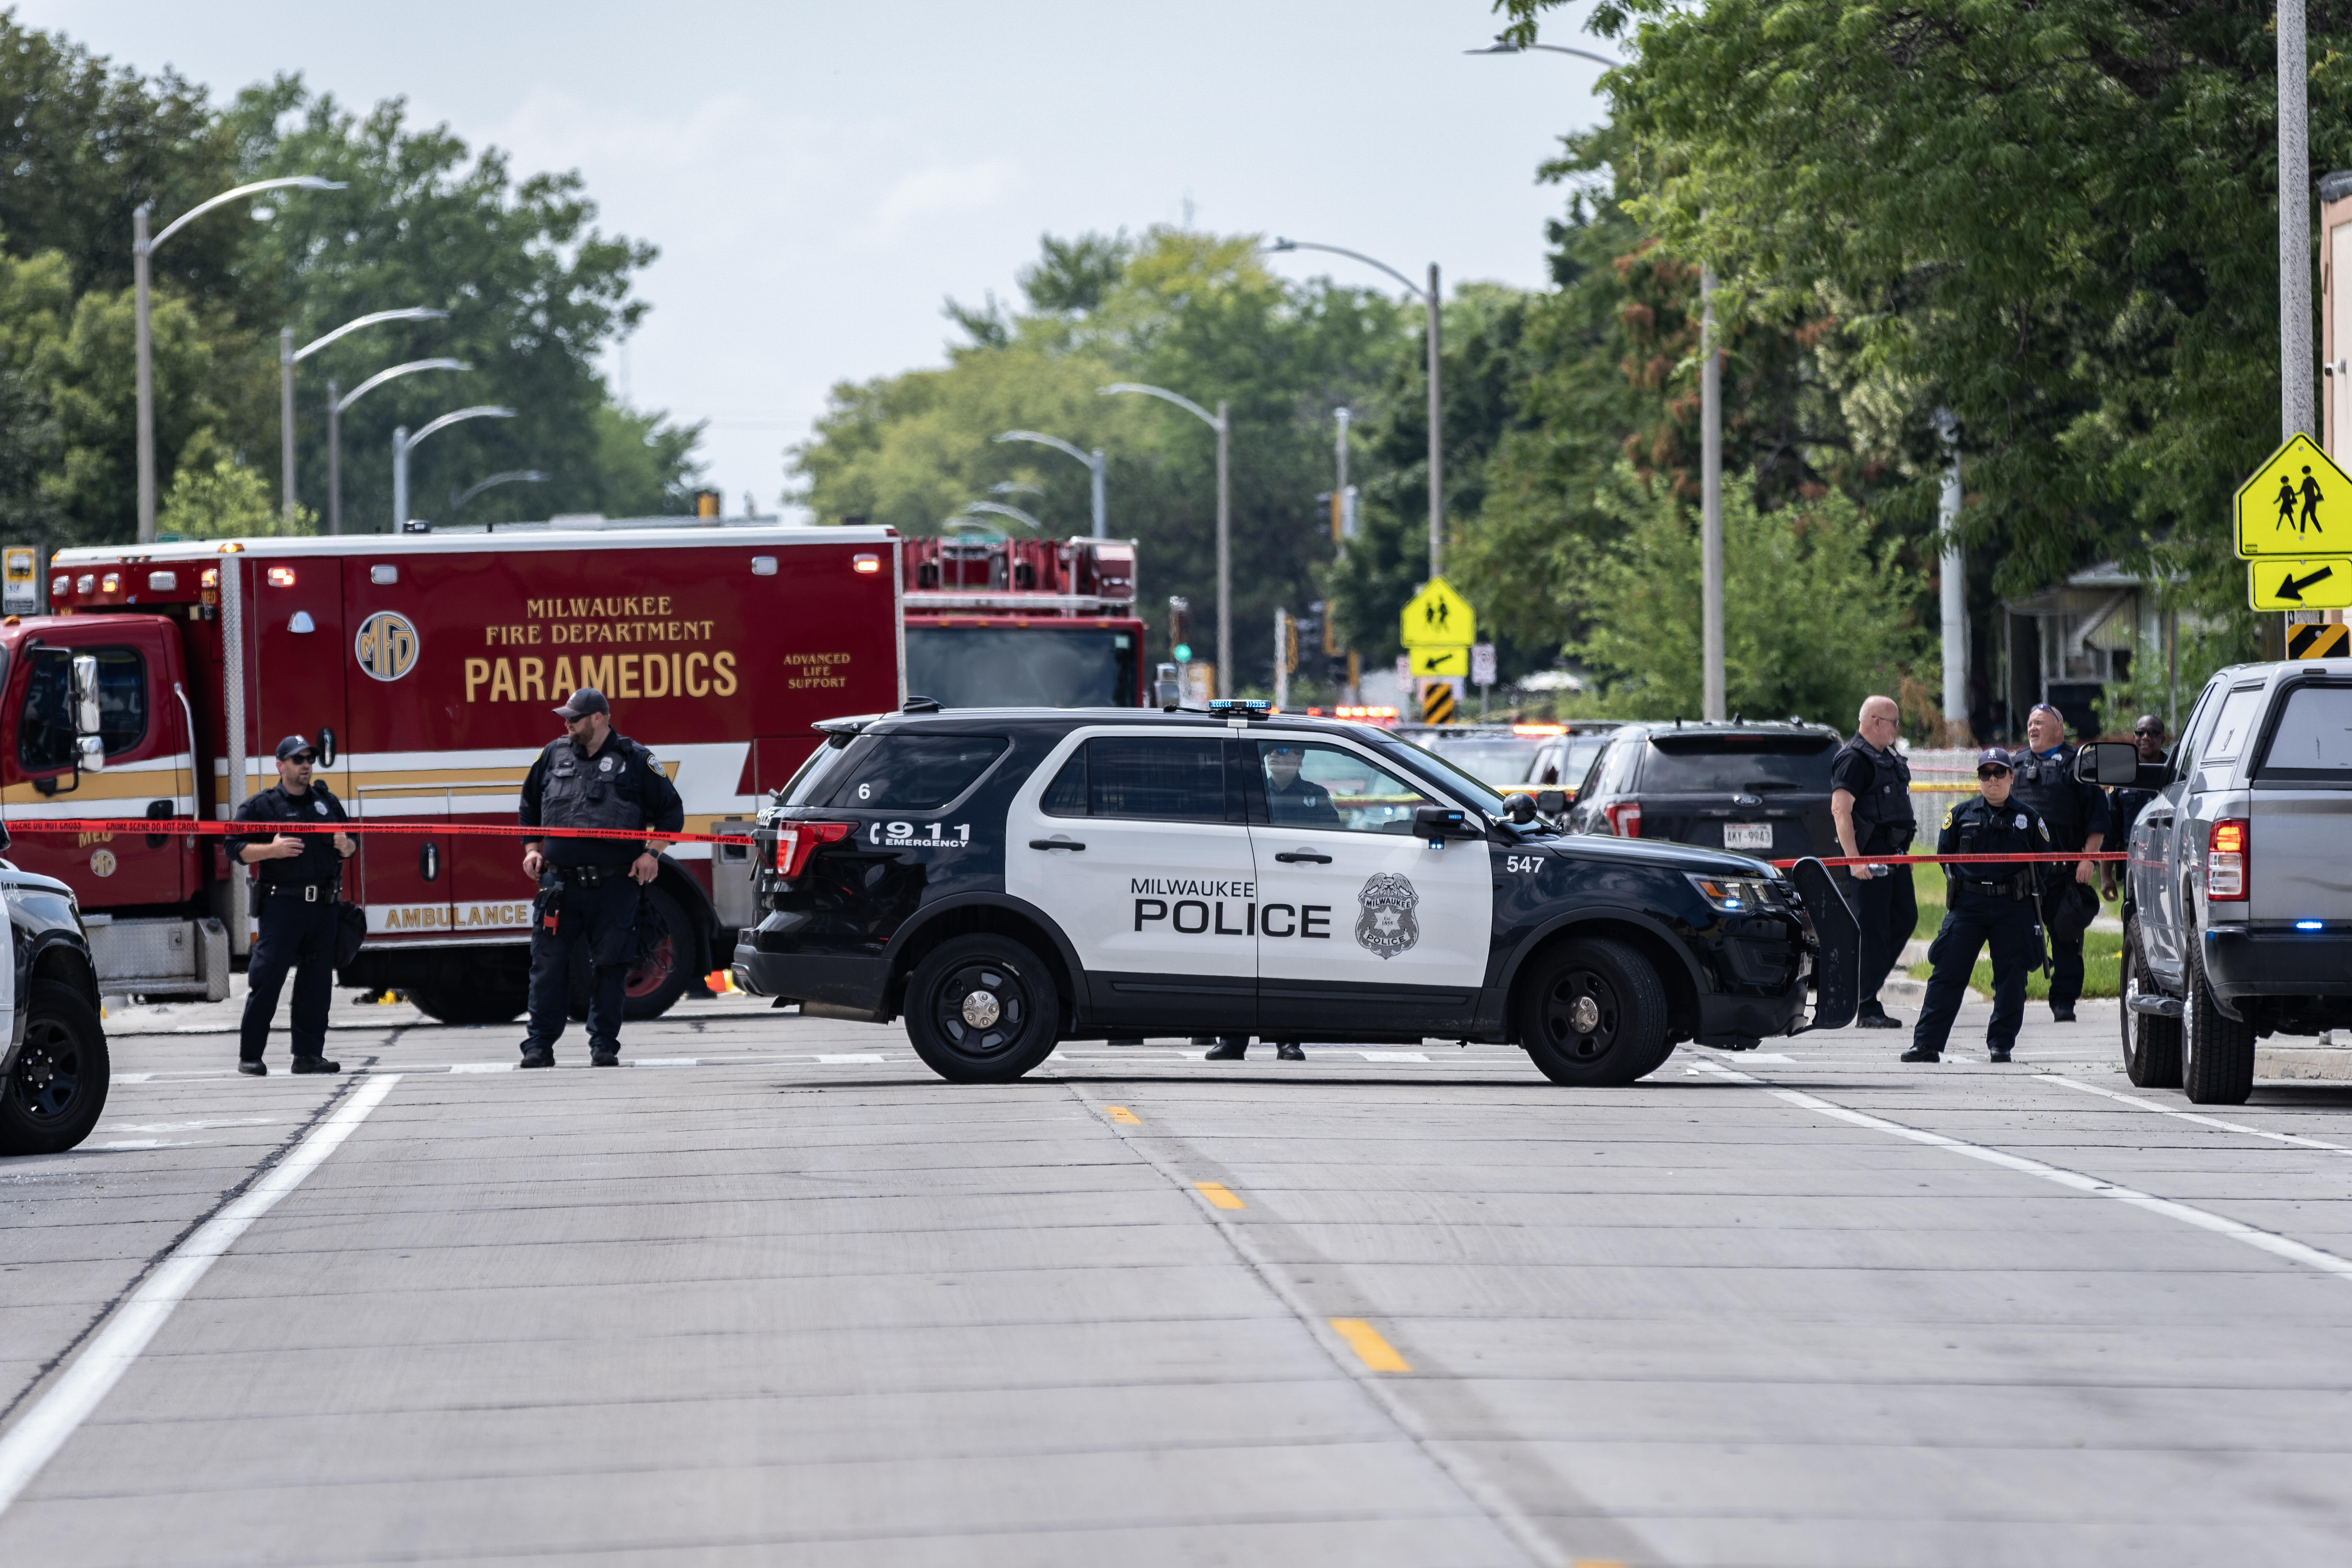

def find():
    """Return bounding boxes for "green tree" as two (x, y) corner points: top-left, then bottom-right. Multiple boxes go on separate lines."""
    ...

(158, 450), (310, 538)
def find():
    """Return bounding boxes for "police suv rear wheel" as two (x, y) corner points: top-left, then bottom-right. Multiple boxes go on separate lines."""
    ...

(0, 981), (110, 1156)
(1519, 938), (1668, 1087)
(904, 934), (1061, 1083)
(2119, 916), (2181, 1089)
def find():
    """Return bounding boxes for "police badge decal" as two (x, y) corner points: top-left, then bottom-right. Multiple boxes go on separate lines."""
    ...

(1355, 872), (1420, 959)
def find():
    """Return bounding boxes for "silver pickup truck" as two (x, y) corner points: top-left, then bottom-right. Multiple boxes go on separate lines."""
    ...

(2082, 657), (2352, 1103)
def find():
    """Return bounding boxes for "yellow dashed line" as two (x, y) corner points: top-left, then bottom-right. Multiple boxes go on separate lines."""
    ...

(1192, 1181), (1245, 1210)
(1105, 1106), (1140, 1124)
(1328, 1318), (1412, 1373)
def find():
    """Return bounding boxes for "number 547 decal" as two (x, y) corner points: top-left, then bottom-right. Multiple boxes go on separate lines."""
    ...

(872, 822), (972, 849)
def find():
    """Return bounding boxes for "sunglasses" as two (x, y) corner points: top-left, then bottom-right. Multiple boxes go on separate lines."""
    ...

(285, 752), (316, 765)
(1977, 766), (2011, 780)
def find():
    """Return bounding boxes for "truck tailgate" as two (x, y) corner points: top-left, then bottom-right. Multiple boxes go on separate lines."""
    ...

(2249, 789), (2352, 924)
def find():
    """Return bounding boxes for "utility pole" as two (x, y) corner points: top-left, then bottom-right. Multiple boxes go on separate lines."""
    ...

(1426, 263), (1444, 579)
(1936, 409), (1967, 743)
(2283, 0), (2315, 443)
(1699, 261), (1725, 722)
(1216, 399), (1231, 697)
(133, 205), (154, 542)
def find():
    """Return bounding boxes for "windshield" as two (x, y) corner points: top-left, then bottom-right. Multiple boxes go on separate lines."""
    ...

(1640, 734), (1837, 793)
(906, 626), (1138, 708)
(1375, 737), (1510, 818)
(1424, 734), (1545, 785)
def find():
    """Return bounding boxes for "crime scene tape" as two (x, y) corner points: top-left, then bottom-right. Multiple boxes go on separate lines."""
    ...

(0, 817), (759, 846)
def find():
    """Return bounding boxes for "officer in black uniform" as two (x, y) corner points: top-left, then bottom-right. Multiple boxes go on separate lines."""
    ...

(517, 688), (685, 1068)
(229, 735), (356, 1076)
(2007, 703), (2109, 1022)
(1905, 749), (2054, 1064)
(2099, 714), (2166, 905)
(1206, 743), (1332, 1061)
(1829, 695), (1916, 1029)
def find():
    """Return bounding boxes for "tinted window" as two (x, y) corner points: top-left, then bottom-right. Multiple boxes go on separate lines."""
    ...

(2202, 687), (2267, 764)
(1083, 737), (1229, 822)
(778, 739), (845, 806)
(905, 626), (1138, 708)
(1638, 734), (1836, 793)
(2257, 684), (2352, 777)
(1260, 742), (1432, 834)
(1041, 750), (1088, 816)
(19, 646), (145, 773)
(825, 734), (1007, 810)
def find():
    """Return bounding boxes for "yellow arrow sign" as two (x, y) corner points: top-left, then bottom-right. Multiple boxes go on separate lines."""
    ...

(2248, 557), (2352, 611)
(2236, 435), (2352, 558)
(1410, 645), (1469, 677)
(1400, 577), (1476, 648)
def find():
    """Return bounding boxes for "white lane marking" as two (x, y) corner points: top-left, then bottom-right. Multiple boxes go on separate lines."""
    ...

(448, 1062), (512, 1074)
(88, 1140), (192, 1151)
(630, 1058), (702, 1068)
(101, 1119), (275, 1134)
(112, 1074), (155, 1085)
(1356, 1051), (1431, 1062)
(814, 1054), (886, 1065)
(1690, 1060), (2352, 1283)
(2043, 1074), (2352, 1155)
(0, 1074), (401, 1519)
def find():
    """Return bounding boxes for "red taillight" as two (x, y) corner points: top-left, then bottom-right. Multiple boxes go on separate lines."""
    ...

(852, 553), (881, 574)
(775, 820), (856, 878)
(1604, 801), (1643, 837)
(2207, 817), (2248, 901)
(266, 566), (296, 587)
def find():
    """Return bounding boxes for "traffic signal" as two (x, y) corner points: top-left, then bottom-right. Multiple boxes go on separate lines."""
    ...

(1169, 595), (1192, 662)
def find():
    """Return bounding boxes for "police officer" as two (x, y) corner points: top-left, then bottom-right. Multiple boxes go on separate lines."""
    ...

(1829, 695), (1916, 1029)
(1904, 750), (2053, 1064)
(517, 689), (684, 1068)
(2098, 714), (2166, 904)
(2007, 704), (2109, 1022)
(229, 736), (356, 1076)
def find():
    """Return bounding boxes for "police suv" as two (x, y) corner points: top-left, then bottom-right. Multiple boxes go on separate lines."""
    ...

(734, 702), (1859, 1084)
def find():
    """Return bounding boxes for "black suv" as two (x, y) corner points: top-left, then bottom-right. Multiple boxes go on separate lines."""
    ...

(1564, 722), (1844, 859)
(736, 704), (1858, 1085)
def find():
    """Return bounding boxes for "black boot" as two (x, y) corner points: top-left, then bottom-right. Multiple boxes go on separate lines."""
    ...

(1989, 1046), (2013, 1063)
(1275, 1041), (1305, 1061)
(590, 1044), (621, 1067)
(237, 1059), (267, 1077)
(1899, 1044), (1941, 1063)
(519, 1043), (555, 1069)
(1204, 1038), (1248, 1060)
(290, 1056), (341, 1075)
(1856, 1010), (1903, 1029)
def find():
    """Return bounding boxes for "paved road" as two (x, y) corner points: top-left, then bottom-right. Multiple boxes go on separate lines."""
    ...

(4, 986), (2350, 1566)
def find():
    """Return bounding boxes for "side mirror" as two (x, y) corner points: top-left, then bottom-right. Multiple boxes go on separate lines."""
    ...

(315, 726), (337, 768)
(70, 654), (101, 738)
(1412, 804), (1479, 845)
(2077, 740), (2169, 788)
(77, 734), (105, 774)
(1501, 792), (1537, 824)
(1535, 789), (1569, 817)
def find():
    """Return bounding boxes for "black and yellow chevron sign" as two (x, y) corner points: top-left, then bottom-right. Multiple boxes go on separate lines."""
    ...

(1419, 681), (1457, 725)
(2288, 621), (2351, 660)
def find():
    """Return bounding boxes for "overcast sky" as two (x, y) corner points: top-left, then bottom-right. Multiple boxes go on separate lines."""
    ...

(22, 0), (1612, 519)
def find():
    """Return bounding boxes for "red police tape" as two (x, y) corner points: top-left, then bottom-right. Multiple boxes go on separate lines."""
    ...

(0, 817), (759, 846)
(1773, 852), (2127, 869)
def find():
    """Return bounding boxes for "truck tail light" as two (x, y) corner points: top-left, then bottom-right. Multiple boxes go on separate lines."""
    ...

(852, 553), (881, 574)
(2207, 817), (2248, 901)
(1605, 802), (1643, 837)
(267, 566), (296, 587)
(775, 821), (856, 879)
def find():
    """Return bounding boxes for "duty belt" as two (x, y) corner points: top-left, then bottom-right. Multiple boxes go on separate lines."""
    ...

(262, 881), (339, 901)
(554, 863), (630, 886)
(1956, 875), (2029, 899)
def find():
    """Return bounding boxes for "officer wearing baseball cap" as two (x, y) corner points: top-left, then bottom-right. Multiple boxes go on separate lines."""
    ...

(227, 735), (355, 1075)
(1905, 748), (2053, 1064)
(516, 688), (684, 1067)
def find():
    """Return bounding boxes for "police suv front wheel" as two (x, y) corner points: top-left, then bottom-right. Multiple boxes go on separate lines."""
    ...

(903, 934), (1062, 1083)
(1518, 938), (1670, 1087)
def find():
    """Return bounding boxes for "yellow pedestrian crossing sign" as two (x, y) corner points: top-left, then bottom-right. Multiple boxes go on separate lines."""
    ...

(2236, 435), (2352, 558)
(1410, 646), (1469, 677)
(2248, 557), (2352, 611)
(1400, 577), (1475, 648)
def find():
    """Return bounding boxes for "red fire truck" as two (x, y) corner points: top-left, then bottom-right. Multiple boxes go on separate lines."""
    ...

(901, 536), (1145, 707)
(19, 523), (902, 1023)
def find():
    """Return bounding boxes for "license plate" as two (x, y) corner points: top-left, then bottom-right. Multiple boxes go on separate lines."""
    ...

(1724, 822), (1773, 849)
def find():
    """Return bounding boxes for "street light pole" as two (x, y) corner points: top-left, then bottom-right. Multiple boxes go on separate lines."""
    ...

(1101, 383), (1231, 695)
(993, 430), (1108, 537)
(1700, 262), (1725, 722)
(393, 405), (515, 529)
(282, 307), (449, 525)
(2283, 0), (2315, 443)
(1265, 239), (1444, 578)
(132, 174), (345, 542)
(329, 359), (467, 534)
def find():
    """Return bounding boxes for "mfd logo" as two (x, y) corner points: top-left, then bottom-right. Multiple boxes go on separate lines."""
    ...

(354, 611), (419, 682)
(1355, 872), (1419, 959)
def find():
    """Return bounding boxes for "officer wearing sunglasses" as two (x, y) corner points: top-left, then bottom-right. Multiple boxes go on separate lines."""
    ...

(227, 735), (357, 1076)
(2098, 715), (2166, 904)
(1905, 749), (2055, 1065)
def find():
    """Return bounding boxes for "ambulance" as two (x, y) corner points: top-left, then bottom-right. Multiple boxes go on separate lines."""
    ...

(19, 520), (903, 1023)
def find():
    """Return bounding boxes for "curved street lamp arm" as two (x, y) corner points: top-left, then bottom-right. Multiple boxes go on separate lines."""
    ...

(960, 501), (1046, 532)
(452, 470), (549, 511)
(336, 359), (467, 414)
(1465, 36), (1621, 70)
(408, 406), (516, 448)
(147, 175), (346, 253)
(1099, 382), (1224, 431)
(296, 307), (449, 363)
(995, 430), (1096, 467)
(1263, 238), (1425, 300)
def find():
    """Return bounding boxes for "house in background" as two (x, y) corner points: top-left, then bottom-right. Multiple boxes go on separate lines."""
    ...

(2000, 563), (2182, 741)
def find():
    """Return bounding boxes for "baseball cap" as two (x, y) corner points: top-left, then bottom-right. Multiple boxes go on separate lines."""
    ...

(275, 734), (316, 762)
(1974, 747), (2012, 774)
(554, 688), (610, 719)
